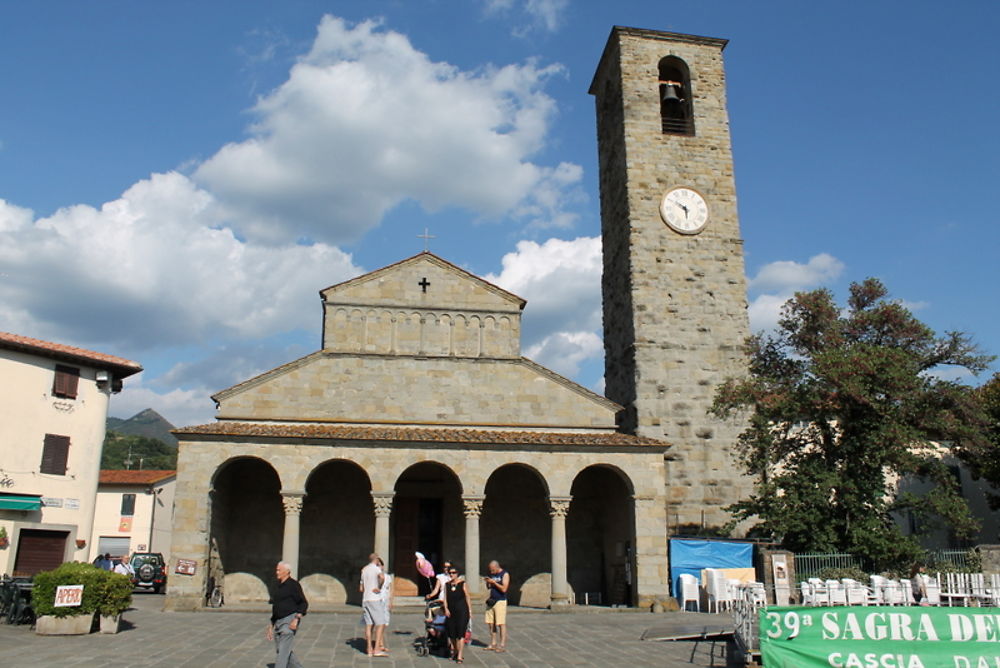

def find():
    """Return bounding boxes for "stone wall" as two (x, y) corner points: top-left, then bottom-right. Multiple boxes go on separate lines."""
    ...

(215, 354), (620, 429)
(592, 28), (753, 530)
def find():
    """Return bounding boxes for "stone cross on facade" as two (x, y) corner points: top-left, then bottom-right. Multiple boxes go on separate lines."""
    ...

(418, 277), (431, 293)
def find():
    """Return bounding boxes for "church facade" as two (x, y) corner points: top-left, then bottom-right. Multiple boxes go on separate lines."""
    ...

(167, 253), (671, 610)
(166, 26), (754, 610)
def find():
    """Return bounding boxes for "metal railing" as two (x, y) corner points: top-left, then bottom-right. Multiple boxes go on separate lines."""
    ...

(793, 552), (871, 580)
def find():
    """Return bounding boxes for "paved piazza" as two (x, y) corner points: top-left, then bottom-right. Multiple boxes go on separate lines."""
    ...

(0, 594), (738, 667)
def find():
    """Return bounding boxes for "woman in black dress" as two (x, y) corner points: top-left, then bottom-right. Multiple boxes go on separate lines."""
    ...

(442, 565), (471, 663)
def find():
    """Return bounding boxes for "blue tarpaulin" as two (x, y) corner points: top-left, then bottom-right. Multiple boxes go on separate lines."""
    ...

(669, 539), (754, 597)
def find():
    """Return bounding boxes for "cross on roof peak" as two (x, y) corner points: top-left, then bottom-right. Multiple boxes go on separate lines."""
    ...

(417, 227), (436, 252)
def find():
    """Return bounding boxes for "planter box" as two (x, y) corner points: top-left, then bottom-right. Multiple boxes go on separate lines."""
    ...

(99, 614), (121, 634)
(36, 614), (94, 635)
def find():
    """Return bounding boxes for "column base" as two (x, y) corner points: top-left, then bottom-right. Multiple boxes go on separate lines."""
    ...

(548, 595), (572, 609)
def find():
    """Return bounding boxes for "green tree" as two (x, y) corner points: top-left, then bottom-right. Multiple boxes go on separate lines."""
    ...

(959, 373), (1000, 509)
(711, 278), (993, 570)
(101, 432), (177, 470)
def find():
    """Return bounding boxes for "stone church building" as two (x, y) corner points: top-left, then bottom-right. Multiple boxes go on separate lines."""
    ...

(167, 26), (752, 610)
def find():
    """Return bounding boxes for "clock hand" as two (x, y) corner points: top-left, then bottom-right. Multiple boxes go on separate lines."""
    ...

(678, 202), (689, 218)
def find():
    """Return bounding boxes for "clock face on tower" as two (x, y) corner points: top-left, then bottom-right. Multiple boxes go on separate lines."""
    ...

(659, 186), (709, 235)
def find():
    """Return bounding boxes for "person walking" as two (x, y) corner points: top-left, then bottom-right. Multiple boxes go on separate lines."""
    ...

(360, 553), (387, 657)
(376, 557), (393, 654)
(442, 564), (471, 663)
(266, 561), (308, 668)
(483, 560), (510, 652)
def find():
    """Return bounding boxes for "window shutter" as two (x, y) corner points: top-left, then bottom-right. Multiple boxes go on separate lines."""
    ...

(40, 434), (70, 475)
(121, 493), (136, 516)
(52, 365), (80, 399)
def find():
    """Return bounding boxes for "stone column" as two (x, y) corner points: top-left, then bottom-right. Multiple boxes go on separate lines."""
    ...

(371, 492), (394, 560)
(549, 496), (572, 607)
(281, 492), (305, 578)
(462, 495), (484, 594)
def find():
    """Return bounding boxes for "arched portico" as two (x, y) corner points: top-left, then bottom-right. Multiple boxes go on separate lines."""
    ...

(210, 457), (283, 603)
(390, 461), (463, 596)
(567, 465), (637, 606)
(481, 463), (550, 606)
(299, 460), (374, 604)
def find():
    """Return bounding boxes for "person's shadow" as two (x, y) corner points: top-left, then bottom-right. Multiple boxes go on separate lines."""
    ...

(345, 637), (369, 654)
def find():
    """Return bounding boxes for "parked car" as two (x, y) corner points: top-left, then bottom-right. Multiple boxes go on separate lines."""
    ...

(130, 552), (167, 594)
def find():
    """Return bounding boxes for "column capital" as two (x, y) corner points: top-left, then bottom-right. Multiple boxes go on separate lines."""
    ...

(371, 491), (395, 518)
(548, 496), (572, 518)
(281, 492), (305, 516)
(462, 495), (485, 518)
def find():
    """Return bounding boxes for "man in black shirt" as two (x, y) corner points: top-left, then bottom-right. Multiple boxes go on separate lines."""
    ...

(266, 561), (308, 668)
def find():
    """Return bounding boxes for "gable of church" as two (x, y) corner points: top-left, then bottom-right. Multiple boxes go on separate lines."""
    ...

(212, 352), (620, 430)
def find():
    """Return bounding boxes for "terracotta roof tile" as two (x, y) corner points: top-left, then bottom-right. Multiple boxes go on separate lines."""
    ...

(0, 331), (142, 375)
(175, 422), (668, 447)
(99, 470), (176, 485)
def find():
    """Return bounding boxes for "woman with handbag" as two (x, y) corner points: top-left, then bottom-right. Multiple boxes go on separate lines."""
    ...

(442, 565), (471, 663)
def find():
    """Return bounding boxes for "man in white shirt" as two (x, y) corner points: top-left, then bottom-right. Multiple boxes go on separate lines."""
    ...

(112, 555), (134, 578)
(360, 553), (387, 657)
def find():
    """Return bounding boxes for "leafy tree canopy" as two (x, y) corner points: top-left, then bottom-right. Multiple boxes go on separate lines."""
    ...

(962, 373), (1000, 509)
(712, 278), (993, 571)
(101, 431), (177, 470)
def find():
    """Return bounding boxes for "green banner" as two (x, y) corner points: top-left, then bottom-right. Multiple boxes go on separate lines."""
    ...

(760, 606), (1000, 668)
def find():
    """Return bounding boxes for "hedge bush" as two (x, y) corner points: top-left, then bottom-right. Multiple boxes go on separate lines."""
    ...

(32, 562), (132, 618)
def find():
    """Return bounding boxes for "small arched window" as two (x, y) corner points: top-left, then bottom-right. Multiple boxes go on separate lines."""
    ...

(658, 56), (694, 136)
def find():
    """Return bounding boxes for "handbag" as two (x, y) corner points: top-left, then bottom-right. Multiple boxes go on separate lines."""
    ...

(485, 598), (496, 609)
(464, 619), (472, 644)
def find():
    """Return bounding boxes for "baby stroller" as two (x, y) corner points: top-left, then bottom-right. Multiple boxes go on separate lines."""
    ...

(416, 600), (449, 657)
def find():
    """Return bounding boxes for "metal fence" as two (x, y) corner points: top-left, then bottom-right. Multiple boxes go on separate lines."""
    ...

(793, 549), (973, 580)
(793, 552), (871, 580)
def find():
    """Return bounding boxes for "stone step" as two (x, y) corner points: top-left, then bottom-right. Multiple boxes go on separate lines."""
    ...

(394, 595), (432, 608)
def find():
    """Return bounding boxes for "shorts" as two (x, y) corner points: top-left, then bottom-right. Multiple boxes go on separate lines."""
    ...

(484, 599), (507, 625)
(362, 600), (388, 626)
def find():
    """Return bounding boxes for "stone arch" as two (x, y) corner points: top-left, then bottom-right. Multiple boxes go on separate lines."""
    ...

(397, 310), (421, 354)
(390, 461), (464, 596)
(567, 464), (637, 606)
(210, 457), (283, 603)
(658, 55), (694, 135)
(481, 463), (551, 606)
(300, 459), (374, 605)
(423, 311), (449, 355)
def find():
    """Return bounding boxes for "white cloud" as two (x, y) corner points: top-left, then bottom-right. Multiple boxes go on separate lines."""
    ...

(747, 253), (844, 294)
(196, 16), (580, 243)
(483, 0), (569, 34)
(526, 330), (602, 378)
(0, 173), (361, 350)
(486, 236), (602, 345)
(487, 235), (603, 378)
(746, 253), (845, 332)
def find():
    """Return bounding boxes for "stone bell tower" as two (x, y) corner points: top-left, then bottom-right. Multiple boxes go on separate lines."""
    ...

(590, 27), (752, 530)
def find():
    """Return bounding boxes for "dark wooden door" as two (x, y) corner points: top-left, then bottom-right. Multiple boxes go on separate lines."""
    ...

(14, 529), (68, 576)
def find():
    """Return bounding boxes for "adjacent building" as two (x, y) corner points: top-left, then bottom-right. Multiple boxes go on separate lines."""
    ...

(0, 332), (141, 576)
(90, 469), (176, 562)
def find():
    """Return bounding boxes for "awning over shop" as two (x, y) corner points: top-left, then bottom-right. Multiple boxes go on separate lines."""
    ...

(0, 494), (42, 511)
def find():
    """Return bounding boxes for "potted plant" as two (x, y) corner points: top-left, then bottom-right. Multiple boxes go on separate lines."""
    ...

(96, 570), (133, 633)
(0, 526), (8, 549)
(33, 562), (104, 635)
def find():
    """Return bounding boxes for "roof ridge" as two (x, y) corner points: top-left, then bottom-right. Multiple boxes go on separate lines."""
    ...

(0, 330), (142, 374)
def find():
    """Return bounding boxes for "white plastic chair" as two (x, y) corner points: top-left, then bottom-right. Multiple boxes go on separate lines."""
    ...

(842, 579), (869, 606)
(799, 581), (814, 606)
(882, 580), (904, 606)
(826, 580), (847, 606)
(869, 575), (887, 605)
(678, 573), (700, 612)
(900, 579), (915, 605)
(704, 569), (732, 613)
(808, 578), (830, 606)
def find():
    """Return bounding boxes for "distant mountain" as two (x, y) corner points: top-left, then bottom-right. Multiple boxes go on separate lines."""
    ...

(106, 408), (178, 448)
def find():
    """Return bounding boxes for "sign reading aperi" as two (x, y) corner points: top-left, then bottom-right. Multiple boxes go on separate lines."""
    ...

(54, 584), (84, 607)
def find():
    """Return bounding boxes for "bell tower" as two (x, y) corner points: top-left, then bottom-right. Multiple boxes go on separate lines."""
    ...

(590, 27), (752, 530)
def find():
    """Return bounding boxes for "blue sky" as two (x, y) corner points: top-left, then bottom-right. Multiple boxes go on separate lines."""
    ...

(1, 1), (997, 426)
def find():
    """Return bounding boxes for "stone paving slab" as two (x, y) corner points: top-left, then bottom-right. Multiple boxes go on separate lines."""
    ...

(0, 593), (739, 668)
